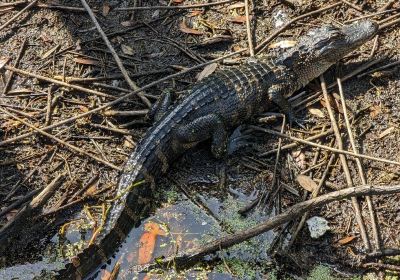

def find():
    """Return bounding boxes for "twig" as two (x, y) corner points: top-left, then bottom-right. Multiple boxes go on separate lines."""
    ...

(378, 0), (397, 12)
(114, 0), (239, 11)
(0, 0), (38, 32)
(3, 151), (50, 201)
(379, 15), (400, 30)
(337, 77), (382, 251)
(0, 2), (342, 147)
(320, 75), (371, 251)
(253, 125), (400, 167)
(2, 39), (26, 95)
(244, 0), (254, 57)
(103, 109), (148, 117)
(260, 128), (333, 157)
(3, 65), (117, 99)
(363, 262), (400, 272)
(0, 173), (66, 250)
(45, 86), (53, 126)
(79, 0), (151, 108)
(0, 107), (121, 171)
(148, 184), (400, 269)
(357, 60), (400, 78)
(345, 8), (400, 23)
(0, 189), (41, 219)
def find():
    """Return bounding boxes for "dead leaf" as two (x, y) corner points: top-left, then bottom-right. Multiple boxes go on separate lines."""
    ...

(102, 3), (111, 16)
(378, 127), (395, 139)
(74, 57), (99, 66)
(79, 105), (89, 113)
(296, 175), (318, 192)
(196, 63), (218, 81)
(179, 20), (203, 35)
(7, 88), (34, 95)
(121, 44), (134, 55)
(292, 150), (306, 170)
(269, 40), (297, 49)
(227, 2), (246, 9)
(120, 20), (136, 27)
(369, 105), (382, 119)
(41, 45), (60, 60)
(337, 235), (356, 245)
(188, 10), (204, 17)
(229, 15), (252, 24)
(172, 0), (185, 3)
(5, 209), (18, 221)
(320, 94), (342, 113)
(308, 107), (325, 118)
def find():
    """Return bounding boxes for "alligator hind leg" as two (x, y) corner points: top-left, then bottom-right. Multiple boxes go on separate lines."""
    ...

(176, 114), (228, 159)
(148, 90), (172, 122)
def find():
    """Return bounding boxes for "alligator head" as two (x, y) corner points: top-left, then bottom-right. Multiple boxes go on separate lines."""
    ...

(278, 20), (379, 87)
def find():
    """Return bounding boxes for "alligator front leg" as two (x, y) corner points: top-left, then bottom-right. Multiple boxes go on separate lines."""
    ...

(268, 84), (295, 125)
(176, 114), (228, 159)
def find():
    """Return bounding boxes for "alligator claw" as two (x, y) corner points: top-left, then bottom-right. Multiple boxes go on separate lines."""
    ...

(227, 126), (256, 155)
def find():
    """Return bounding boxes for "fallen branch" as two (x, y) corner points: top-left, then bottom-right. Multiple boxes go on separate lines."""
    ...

(149, 184), (400, 269)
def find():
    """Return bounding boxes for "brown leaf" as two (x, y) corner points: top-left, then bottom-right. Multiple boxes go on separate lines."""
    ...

(120, 20), (136, 27)
(269, 40), (297, 49)
(102, 3), (111, 16)
(308, 107), (325, 118)
(337, 235), (356, 245)
(188, 10), (204, 17)
(229, 15), (251, 24)
(179, 20), (203, 35)
(320, 94), (342, 113)
(369, 105), (382, 119)
(296, 175), (318, 192)
(74, 57), (99, 66)
(121, 44), (134, 55)
(196, 63), (218, 81)
(41, 45), (60, 59)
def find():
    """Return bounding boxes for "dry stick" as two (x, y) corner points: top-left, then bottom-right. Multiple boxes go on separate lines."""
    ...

(255, 2), (341, 54)
(287, 153), (336, 248)
(0, 2), (341, 147)
(244, 0), (254, 57)
(379, 0), (397, 12)
(0, 189), (41, 219)
(0, 107), (121, 171)
(0, 173), (66, 240)
(253, 126), (400, 167)
(45, 86), (53, 126)
(0, 0), (38, 31)
(260, 128), (333, 157)
(3, 65), (117, 99)
(358, 60), (400, 78)
(345, 8), (400, 23)
(379, 15), (400, 30)
(4, 151), (50, 201)
(320, 75), (371, 251)
(151, 185), (400, 269)
(337, 78), (381, 250)
(79, 0), (151, 108)
(2, 39), (26, 95)
(114, 0), (238, 11)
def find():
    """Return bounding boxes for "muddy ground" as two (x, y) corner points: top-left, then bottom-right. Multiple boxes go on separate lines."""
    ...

(0, 0), (399, 279)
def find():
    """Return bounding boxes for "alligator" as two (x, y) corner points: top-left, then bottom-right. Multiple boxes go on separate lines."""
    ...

(57, 20), (378, 279)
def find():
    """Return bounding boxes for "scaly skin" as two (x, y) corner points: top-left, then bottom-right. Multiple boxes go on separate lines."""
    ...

(57, 20), (378, 279)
